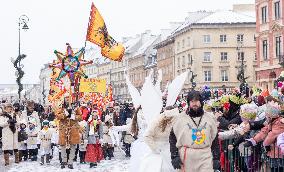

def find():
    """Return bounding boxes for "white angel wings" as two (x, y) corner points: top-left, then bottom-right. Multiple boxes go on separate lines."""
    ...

(166, 71), (189, 107)
(125, 68), (189, 125)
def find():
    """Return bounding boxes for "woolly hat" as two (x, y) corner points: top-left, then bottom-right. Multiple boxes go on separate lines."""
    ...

(240, 104), (257, 120)
(42, 120), (49, 126)
(265, 101), (281, 118)
(271, 89), (279, 99)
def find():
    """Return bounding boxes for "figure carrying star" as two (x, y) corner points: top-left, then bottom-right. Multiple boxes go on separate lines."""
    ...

(49, 43), (93, 86)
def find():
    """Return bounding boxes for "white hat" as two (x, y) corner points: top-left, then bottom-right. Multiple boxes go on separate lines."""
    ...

(104, 115), (112, 123)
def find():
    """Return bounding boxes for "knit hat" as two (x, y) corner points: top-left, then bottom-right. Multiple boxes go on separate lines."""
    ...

(42, 120), (49, 126)
(265, 101), (281, 118)
(270, 89), (279, 100)
(240, 104), (257, 121)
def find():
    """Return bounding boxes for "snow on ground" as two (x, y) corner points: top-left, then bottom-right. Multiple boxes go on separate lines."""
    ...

(0, 147), (130, 172)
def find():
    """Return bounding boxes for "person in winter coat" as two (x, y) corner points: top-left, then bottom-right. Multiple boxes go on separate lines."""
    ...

(277, 132), (284, 154)
(244, 101), (284, 171)
(102, 115), (114, 160)
(18, 121), (28, 162)
(169, 90), (218, 172)
(124, 118), (135, 157)
(39, 120), (53, 165)
(0, 103), (20, 166)
(27, 118), (39, 161)
(78, 120), (88, 164)
(21, 101), (41, 130)
(55, 106), (82, 169)
(85, 111), (104, 168)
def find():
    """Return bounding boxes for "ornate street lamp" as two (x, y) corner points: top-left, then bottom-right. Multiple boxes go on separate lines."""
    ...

(11, 15), (29, 101)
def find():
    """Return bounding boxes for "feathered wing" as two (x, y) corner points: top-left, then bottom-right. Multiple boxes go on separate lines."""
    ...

(125, 71), (141, 109)
(166, 71), (189, 107)
(140, 73), (163, 125)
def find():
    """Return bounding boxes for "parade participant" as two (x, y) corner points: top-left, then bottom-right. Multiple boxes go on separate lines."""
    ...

(39, 120), (53, 165)
(169, 90), (218, 172)
(0, 103), (20, 166)
(143, 107), (179, 171)
(124, 118), (135, 157)
(21, 101), (41, 130)
(27, 118), (39, 161)
(56, 104), (82, 169)
(78, 120), (88, 164)
(102, 114), (114, 160)
(18, 121), (28, 162)
(85, 111), (104, 168)
(49, 121), (58, 159)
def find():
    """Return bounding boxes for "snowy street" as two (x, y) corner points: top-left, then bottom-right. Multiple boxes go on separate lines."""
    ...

(0, 147), (130, 172)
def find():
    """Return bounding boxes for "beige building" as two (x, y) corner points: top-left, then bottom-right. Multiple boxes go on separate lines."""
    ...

(171, 7), (256, 91)
(128, 31), (159, 91)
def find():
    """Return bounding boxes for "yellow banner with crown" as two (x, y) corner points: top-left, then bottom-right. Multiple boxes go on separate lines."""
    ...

(79, 78), (107, 93)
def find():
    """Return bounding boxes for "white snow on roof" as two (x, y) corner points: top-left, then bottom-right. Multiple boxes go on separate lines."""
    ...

(123, 36), (140, 53)
(196, 10), (255, 24)
(172, 11), (213, 34)
(133, 35), (158, 57)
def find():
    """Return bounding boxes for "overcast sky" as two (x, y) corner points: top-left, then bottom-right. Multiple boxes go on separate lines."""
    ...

(0, 0), (254, 84)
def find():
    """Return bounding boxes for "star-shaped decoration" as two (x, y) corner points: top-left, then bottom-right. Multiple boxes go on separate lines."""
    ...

(49, 43), (93, 84)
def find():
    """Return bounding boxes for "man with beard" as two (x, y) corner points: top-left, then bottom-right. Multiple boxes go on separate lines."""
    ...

(169, 90), (218, 172)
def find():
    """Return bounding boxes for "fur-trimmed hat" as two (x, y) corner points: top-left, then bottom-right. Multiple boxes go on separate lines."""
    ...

(240, 104), (257, 121)
(266, 101), (281, 118)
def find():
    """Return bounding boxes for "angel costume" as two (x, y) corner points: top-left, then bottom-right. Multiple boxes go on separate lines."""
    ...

(143, 108), (179, 172)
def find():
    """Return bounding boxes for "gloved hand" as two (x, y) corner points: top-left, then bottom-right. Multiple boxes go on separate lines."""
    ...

(171, 156), (183, 169)
(244, 138), (256, 147)
(213, 159), (220, 170)
(264, 146), (271, 152)
(244, 141), (253, 147)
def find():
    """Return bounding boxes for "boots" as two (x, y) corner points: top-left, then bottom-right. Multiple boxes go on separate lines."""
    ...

(15, 152), (20, 163)
(106, 148), (112, 160)
(40, 156), (44, 165)
(61, 162), (66, 169)
(46, 154), (50, 164)
(4, 153), (9, 166)
(19, 151), (23, 162)
(103, 146), (108, 160)
(67, 164), (74, 169)
(90, 163), (97, 168)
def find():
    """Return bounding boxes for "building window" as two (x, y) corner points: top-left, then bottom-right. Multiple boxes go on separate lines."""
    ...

(220, 35), (227, 42)
(182, 56), (185, 66)
(238, 52), (245, 61)
(177, 57), (180, 68)
(187, 37), (190, 46)
(204, 70), (212, 81)
(177, 42), (180, 51)
(276, 36), (282, 57)
(275, 1), (281, 20)
(254, 51), (257, 61)
(203, 35), (210, 43)
(261, 6), (267, 23)
(263, 40), (268, 60)
(254, 35), (256, 42)
(237, 34), (244, 42)
(203, 52), (211, 62)
(188, 54), (192, 65)
(182, 39), (185, 48)
(221, 70), (228, 81)
(221, 52), (228, 61)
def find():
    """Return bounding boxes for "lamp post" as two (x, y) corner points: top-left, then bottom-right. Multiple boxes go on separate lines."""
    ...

(189, 57), (197, 90)
(12, 15), (29, 101)
(42, 78), (46, 105)
(236, 42), (249, 96)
